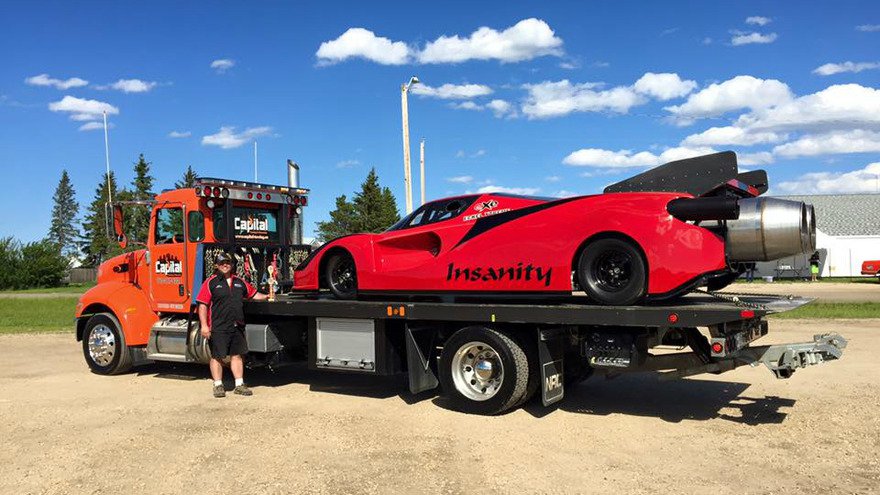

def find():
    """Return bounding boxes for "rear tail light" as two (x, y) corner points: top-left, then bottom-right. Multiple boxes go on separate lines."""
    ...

(711, 342), (724, 354)
(221, 188), (229, 198)
(257, 193), (263, 199)
(300, 196), (308, 206)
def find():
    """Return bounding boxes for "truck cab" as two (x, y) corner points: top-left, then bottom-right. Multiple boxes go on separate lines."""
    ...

(76, 167), (310, 374)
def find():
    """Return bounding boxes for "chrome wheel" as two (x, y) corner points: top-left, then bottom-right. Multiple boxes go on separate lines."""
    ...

(450, 341), (504, 401)
(87, 324), (116, 367)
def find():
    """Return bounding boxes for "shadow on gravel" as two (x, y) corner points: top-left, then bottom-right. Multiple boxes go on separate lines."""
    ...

(531, 372), (795, 425)
(134, 363), (794, 424)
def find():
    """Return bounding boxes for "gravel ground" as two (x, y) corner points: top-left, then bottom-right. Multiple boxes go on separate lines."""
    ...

(1, 320), (878, 494)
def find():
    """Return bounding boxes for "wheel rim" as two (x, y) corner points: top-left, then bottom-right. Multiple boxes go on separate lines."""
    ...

(87, 324), (116, 367)
(591, 249), (633, 292)
(330, 257), (357, 295)
(450, 341), (504, 401)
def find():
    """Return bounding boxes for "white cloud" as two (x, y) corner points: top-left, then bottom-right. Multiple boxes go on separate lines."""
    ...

(777, 162), (880, 194)
(486, 99), (516, 118)
(451, 101), (482, 111)
(813, 61), (880, 76)
(77, 121), (111, 132)
(168, 130), (191, 138)
(702, 37), (713, 45)
(745, 16), (772, 26)
(316, 28), (411, 65)
(523, 72), (695, 119)
(470, 185), (541, 195)
(473, 149), (487, 157)
(562, 146), (716, 168)
(210, 59), (235, 73)
(48, 95), (119, 122)
(681, 126), (787, 146)
(632, 72), (697, 100)
(411, 83), (492, 99)
(94, 78), (158, 93)
(772, 130), (880, 157)
(856, 24), (880, 32)
(665, 75), (793, 124)
(201, 126), (273, 149)
(730, 31), (778, 45)
(449, 98), (517, 118)
(446, 175), (474, 184)
(336, 159), (360, 168)
(25, 74), (88, 90)
(738, 151), (775, 165)
(559, 60), (580, 70)
(734, 84), (880, 132)
(418, 18), (563, 64)
(545, 175), (561, 182)
(552, 190), (579, 198)
(522, 80), (644, 119)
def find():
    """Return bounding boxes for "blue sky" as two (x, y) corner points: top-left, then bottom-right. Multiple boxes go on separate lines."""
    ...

(1, 0), (878, 243)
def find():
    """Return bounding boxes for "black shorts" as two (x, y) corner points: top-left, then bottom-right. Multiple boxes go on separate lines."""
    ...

(209, 327), (248, 359)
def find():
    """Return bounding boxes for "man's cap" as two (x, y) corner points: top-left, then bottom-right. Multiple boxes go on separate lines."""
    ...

(215, 252), (233, 264)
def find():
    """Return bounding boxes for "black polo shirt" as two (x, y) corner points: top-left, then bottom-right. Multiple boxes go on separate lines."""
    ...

(196, 274), (257, 332)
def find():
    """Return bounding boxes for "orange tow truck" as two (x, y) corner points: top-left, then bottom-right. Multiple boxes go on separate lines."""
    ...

(75, 161), (847, 415)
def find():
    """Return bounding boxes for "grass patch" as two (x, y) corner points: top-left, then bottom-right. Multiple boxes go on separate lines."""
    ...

(0, 297), (77, 334)
(770, 302), (880, 319)
(1, 282), (95, 295)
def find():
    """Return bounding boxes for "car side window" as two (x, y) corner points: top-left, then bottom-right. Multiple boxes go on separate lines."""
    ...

(155, 207), (184, 244)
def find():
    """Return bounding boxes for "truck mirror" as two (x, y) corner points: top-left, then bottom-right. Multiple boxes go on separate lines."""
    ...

(105, 203), (127, 249)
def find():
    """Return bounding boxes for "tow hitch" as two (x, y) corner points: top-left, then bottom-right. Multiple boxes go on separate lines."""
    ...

(743, 333), (848, 379)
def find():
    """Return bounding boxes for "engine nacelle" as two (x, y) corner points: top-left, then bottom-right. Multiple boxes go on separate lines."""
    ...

(726, 198), (816, 262)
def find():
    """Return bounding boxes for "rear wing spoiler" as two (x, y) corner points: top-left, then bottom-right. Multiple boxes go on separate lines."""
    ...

(603, 151), (767, 197)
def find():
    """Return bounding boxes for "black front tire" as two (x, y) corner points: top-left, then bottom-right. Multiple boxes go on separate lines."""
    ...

(82, 313), (132, 375)
(325, 253), (358, 300)
(438, 326), (530, 415)
(577, 237), (647, 306)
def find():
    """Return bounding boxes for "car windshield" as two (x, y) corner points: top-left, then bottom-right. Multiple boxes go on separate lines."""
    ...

(385, 196), (479, 231)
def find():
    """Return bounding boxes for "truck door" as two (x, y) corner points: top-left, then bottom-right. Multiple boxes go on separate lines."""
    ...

(150, 204), (190, 312)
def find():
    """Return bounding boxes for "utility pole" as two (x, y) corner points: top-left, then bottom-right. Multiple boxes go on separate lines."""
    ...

(420, 138), (426, 205)
(102, 111), (112, 203)
(401, 76), (419, 214)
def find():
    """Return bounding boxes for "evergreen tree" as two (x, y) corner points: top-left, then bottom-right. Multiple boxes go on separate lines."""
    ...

(314, 168), (400, 242)
(128, 154), (155, 243)
(315, 195), (358, 242)
(80, 171), (123, 266)
(352, 168), (400, 233)
(48, 169), (80, 259)
(175, 165), (199, 188)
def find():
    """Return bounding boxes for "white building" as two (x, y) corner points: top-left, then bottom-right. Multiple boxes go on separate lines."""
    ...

(751, 194), (880, 279)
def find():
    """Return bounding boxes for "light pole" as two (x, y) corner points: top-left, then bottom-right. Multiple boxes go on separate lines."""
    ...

(420, 138), (426, 205)
(401, 76), (419, 214)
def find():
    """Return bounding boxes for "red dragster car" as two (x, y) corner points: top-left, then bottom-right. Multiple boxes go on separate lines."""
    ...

(862, 260), (880, 278)
(295, 152), (816, 305)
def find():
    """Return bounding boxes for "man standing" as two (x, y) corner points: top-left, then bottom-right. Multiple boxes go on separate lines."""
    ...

(196, 252), (268, 398)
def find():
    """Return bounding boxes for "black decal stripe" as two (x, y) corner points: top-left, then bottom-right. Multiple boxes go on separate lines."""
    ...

(453, 196), (585, 249)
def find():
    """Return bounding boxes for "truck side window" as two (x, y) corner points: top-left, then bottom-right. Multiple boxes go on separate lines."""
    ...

(155, 208), (184, 244)
(213, 208), (226, 241)
(188, 211), (204, 242)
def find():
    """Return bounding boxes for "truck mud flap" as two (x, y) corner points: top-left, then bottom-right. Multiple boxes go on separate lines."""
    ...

(405, 325), (439, 394)
(538, 328), (565, 406)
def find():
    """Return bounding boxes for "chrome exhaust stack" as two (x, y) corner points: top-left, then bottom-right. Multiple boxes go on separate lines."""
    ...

(726, 198), (816, 262)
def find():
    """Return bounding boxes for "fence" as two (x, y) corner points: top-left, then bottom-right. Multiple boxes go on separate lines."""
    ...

(68, 268), (98, 284)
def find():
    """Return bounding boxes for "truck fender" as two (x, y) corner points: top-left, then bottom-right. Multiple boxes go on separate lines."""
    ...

(75, 282), (158, 346)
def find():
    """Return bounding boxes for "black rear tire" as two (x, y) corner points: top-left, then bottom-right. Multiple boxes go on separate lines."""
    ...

(577, 237), (647, 306)
(82, 313), (132, 375)
(439, 326), (530, 415)
(325, 252), (358, 300)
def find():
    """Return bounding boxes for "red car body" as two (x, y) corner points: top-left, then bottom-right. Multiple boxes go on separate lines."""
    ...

(862, 260), (880, 277)
(294, 192), (729, 299)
